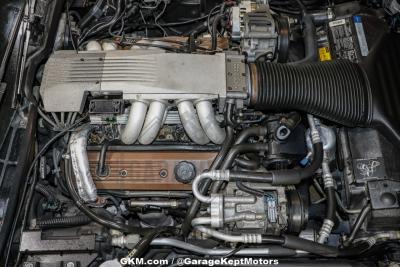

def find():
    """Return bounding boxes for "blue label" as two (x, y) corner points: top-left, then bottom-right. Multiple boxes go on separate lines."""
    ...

(353, 15), (369, 56)
(353, 15), (362, 23)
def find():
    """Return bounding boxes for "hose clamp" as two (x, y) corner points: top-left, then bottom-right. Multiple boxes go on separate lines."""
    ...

(209, 170), (230, 181)
(210, 194), (224, 228)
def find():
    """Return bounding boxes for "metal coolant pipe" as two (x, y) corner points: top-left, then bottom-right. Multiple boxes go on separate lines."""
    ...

(177, 100), (210, 145)
(69, 125), (97, 202)
(195, 100), (226, 144)
(194, 226), (262, 243)
(121, 100), (148, 144)
(151, 238), (296, 256)
(138, 100), (167, 145)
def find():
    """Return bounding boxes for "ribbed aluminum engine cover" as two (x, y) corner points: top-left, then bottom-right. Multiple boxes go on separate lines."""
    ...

(40, 50), (227, 112)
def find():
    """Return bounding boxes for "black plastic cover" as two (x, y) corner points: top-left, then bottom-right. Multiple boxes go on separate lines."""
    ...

(361, 33), (400, 148)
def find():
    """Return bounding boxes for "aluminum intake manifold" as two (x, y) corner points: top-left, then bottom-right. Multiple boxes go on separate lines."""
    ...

(40, 50), (227, 112)
(39, 50), (239, 144)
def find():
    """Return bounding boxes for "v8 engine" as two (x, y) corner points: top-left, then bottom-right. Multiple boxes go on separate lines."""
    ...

(2, 0), (400, 266)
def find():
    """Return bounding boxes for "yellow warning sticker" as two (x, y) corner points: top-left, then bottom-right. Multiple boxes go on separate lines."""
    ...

(319, 47), (332, 61)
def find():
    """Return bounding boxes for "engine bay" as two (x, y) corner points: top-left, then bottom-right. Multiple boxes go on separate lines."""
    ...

(1, 0), (400, 266)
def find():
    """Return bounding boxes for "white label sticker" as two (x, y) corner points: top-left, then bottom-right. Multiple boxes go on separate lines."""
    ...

(329, 19), (346, 27)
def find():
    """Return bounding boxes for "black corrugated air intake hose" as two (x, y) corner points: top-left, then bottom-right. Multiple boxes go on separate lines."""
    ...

(248, 60), (372, 127)
(247, 33), (400, 147)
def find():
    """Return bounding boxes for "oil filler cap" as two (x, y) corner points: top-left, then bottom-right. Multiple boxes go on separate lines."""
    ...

(174, 161), (196, 184)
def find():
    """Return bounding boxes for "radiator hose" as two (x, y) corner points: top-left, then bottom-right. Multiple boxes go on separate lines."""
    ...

(229, 142), (323, 185)
(36, 215), (91, 229)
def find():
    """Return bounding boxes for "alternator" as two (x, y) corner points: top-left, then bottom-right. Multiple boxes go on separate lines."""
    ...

(231, 1), (289, 62)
